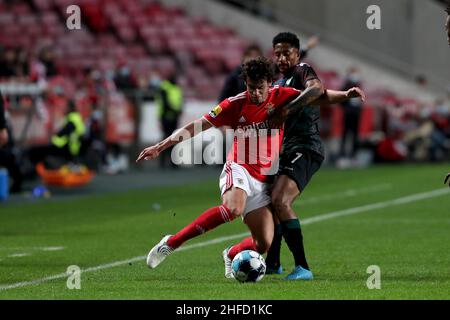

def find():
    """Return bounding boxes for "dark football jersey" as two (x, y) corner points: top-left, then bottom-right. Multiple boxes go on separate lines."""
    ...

(275, 62), (324, 157)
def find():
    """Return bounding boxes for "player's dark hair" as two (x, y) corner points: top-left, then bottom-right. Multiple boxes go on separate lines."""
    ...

(241, 57), (276, 83)
(446, 1), (450, 14)
(272, 32), (300, 49)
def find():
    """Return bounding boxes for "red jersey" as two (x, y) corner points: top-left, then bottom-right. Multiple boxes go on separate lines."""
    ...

(203, 85), (301, 182)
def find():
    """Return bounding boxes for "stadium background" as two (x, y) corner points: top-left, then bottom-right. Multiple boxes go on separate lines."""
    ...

(0, 0), (449, 300)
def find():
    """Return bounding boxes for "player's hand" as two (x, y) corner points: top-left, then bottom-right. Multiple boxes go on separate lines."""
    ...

(306, 35), (320, 50)
(0, 128), (8, 147)
(444, 172), (450, 187)
(346, 87), (366, 102)
(268, 107), (289, 128)
(136, 145), (160, 163)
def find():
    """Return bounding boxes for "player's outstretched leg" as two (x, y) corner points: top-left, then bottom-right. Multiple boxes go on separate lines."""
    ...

(147, 188), (246, 268)
(146, 205), (234, 268)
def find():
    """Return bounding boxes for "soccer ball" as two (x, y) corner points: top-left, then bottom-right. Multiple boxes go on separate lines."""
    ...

(231, 250), (266, 283)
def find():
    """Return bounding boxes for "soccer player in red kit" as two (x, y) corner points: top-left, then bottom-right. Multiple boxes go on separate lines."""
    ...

(137, 57), (364, 277)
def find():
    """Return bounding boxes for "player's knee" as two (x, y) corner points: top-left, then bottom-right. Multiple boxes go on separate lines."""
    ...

(254, 239), (271, 254)
(271, 193), (291, 214)
(230, 206), (244, 218)
(224, 204), (244, 218)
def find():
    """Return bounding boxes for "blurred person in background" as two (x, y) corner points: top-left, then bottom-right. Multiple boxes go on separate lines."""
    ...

(0, 90), (23, 193)
(218, 44), (263, 101)
(0, 91), (7, 147)
(299, 35), (320, 60)
(28, 100), (86, 169)
(338, 66), (364, 163)
(0, 47), (18, 78)
(15, 47), (30, 80)
(402, 107), (434, 161)
(429, 99), (450, 162)
(375, 102), (409, 163)
(218, 37), (320, 102)
(114, 60), (136, 92)
(154, 74), (183, 169)
(38, 46), (58, 78)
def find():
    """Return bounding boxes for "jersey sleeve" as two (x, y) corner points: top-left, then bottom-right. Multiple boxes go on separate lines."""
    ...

(203, 98), (239, 128)
(295, 63), (320, 86)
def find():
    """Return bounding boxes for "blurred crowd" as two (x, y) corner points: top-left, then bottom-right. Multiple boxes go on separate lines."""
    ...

(333, 67), (450, 168)
(371, 94), (450, 164)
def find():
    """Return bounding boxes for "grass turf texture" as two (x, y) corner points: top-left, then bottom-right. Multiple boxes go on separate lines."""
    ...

(0, 164), (449, 299)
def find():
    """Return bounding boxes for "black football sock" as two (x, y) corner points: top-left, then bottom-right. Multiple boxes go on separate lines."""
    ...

(265, 224), (283, 268)
(281, 219), (310, 271)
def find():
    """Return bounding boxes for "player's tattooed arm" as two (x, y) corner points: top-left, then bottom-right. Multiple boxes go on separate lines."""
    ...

(269, 87), (365, 128)
(287, 79), (324, 111)
(136, 118), (213, 162)
(315, 87), (366, 105)
(286, 87), (365, 111)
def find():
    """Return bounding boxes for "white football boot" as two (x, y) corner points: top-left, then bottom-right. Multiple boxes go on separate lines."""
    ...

(146, 235), (174, 268)
(222, 247), (234, 279)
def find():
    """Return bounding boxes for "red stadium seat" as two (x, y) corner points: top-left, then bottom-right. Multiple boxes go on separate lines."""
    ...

(32, 0), (53, 11)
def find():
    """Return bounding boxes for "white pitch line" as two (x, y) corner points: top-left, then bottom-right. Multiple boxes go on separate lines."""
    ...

(7, 253), (30, 258)
(0, 187), (448, 292)
(299, 184), (392, 205)
(0, 246), (65, 252)
(39, 247), (65, 252)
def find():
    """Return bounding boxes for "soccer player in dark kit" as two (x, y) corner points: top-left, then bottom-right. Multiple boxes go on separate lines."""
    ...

(265, 32), (328, 280)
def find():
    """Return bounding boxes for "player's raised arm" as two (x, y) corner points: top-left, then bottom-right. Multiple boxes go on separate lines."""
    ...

(316, 87), (366, 105)
(290, 78), (325, 107)
(269, 87), (365, 128)
(136, 118), (213, 163)
(285, 87), (365, 111)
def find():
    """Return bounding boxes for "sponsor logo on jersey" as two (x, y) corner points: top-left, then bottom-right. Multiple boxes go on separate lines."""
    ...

(209, 105), (222, 118)
(239, 116), (246, 123)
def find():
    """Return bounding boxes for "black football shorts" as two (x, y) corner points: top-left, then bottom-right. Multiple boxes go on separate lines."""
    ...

(277, 149), (324, 192)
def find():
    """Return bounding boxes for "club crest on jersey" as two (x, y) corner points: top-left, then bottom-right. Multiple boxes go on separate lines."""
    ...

(209, 105), (222, 118)
(265, 103), (275, 115)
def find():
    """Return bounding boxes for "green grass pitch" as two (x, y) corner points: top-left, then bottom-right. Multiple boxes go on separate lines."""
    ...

(0, 164), (449, 299)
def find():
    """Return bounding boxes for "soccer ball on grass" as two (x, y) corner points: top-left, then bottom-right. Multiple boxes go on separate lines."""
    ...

(231, 250), (266, 283)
